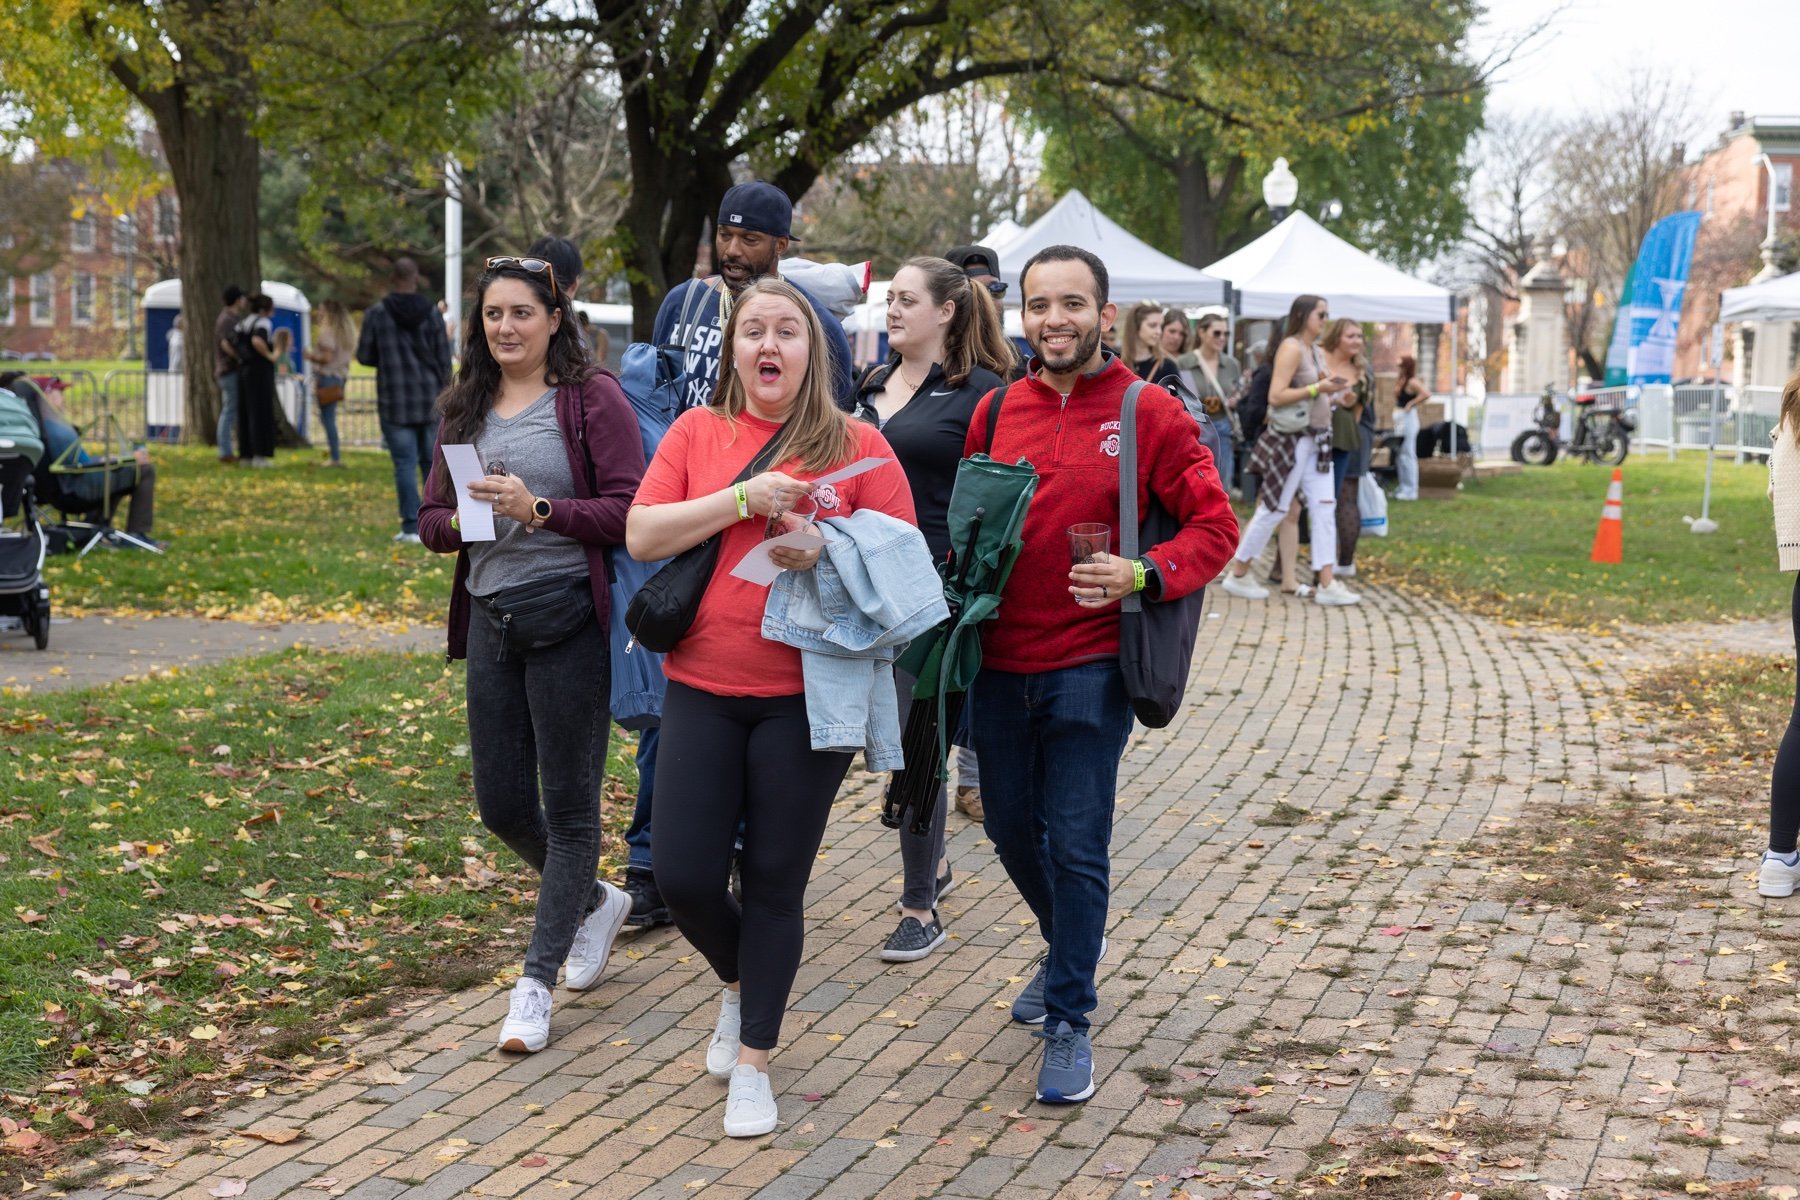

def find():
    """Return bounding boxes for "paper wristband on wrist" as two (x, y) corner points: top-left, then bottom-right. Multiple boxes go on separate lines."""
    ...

(1307, 383), (1319, 398)
(733, 482), (750, 520)
(451, 513), (460, 532)
(1132, 559), (1147, 593)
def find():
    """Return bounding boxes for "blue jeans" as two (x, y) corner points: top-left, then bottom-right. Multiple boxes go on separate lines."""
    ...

(316, 375), (344, 462)
(1332, 447), (1351, 494)
(380, 418), (436, 534)
(625, 725), (657, 871)
(1208, 416), (1236, 496)
(969, 661), (1134, 1033)
(216, 371), (241, 458)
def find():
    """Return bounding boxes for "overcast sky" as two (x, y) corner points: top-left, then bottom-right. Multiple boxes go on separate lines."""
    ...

(1480, 0), (1800, 128)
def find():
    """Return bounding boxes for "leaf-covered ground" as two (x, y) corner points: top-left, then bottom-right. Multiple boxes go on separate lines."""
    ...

(0, 648), (634, 1179)
(43, 445), (453, 627)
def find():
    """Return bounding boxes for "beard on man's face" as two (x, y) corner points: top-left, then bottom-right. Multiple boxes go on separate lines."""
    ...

(718, 239), (780, 294)
(1032, 320), (1102, 374)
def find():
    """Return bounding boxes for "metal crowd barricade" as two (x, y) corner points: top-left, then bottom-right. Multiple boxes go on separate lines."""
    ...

(69, 369), (396, 449)
(1736, 386), (1782, 462)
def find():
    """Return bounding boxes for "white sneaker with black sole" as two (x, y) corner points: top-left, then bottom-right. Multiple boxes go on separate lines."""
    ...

(1220, 572), (1269, 600)
(706, 988), (742, 1078)
(723, 1063), (779, 1137)
(497, 977), (552, 1053)
(564, 881), (632, 991)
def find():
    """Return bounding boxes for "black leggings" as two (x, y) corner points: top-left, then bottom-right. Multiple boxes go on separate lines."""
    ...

(1773, 575), (1800, 853)
(652, 680), (853, 1050)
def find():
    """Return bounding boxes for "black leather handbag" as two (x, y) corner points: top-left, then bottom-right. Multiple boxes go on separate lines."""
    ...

(1117, 381), (1208, 728)
(624, 437), (781, 654)
(481, 573), (594, 659)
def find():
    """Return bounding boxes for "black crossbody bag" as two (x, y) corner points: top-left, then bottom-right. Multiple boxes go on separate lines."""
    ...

(1117, 381), (1208, 728)
(624, 436), (782, 654)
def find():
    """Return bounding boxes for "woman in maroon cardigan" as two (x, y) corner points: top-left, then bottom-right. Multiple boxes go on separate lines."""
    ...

(419, 257), (645, 1054)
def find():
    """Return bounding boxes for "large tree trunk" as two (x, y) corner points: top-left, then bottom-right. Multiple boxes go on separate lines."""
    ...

(1175, 154), (1218, 267)
(129, 80), (260, 446)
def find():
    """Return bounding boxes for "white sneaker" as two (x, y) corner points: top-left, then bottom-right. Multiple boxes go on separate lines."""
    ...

(565, 881), (632, 991)
(1220, 571), (1269, 600)
(392, 531), (422, 544)
(723, 1063), (779, 1137)
(497, 978), (552, 1053)
(1759, 850), (1800, 897)
(1335, 563), (1356, 578)
(706, 988), (743, 1078)
(1315, 580), (1361, 606)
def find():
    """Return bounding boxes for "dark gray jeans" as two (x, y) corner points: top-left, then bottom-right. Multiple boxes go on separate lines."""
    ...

(466, 604), (609, 988)
(893, 666), (948, 910)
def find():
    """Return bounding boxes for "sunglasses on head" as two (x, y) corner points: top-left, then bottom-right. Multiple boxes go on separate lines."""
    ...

(485, 256), (561, 298)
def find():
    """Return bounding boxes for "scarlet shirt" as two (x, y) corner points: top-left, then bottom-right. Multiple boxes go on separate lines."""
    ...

(632, 407), (917, 697)
(965, 356), (1239, 673)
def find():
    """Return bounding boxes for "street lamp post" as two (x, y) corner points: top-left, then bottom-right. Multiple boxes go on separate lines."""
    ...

(1263, 158), (1298, 225)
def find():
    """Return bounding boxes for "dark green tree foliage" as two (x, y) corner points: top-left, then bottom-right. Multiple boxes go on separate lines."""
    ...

(1026, 0), (1486, 269)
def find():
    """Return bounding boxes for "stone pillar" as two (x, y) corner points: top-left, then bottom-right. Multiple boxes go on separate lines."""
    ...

(1507, 245), (1568, 394)
(1746, 239), (1795, 388)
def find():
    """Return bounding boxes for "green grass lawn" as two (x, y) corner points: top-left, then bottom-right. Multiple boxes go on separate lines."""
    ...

(1352, 453), (1788, 626)
(43, 444), (453, 626)
(0, 648), (635, 1168)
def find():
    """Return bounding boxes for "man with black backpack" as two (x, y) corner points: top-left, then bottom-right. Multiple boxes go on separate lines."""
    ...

(357, 257), (454, 543)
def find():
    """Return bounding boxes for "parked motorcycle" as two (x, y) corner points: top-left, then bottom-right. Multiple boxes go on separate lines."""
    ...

(1511, 382), (1635, 466)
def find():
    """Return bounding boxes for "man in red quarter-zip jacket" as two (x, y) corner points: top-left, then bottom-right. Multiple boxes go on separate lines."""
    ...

(962, 244), (1238, 1106)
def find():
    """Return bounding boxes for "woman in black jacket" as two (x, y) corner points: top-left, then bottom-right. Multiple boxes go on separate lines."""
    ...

(854, 255), (1017, 964)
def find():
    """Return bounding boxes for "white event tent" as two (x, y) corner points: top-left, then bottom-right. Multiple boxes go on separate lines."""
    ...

(1721, 270), (1800, 323)
(984, 190), (1229, 306)
(1203, 212), (1454, 324)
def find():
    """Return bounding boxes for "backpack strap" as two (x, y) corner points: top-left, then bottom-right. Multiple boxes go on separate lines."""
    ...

(662, 277), (714, 352)
(1119, 381), (1145, 615)
(983, 380), (1013, 453)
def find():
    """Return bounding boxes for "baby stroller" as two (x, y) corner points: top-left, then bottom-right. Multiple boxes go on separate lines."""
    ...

(0, 418), (51, 650)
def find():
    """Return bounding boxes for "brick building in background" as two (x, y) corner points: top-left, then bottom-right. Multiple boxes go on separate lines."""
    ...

(1676, 113), (1800, 383)
(0, 179), (180, 362)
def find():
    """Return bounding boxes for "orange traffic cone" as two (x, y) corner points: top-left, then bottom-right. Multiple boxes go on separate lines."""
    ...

(1590, 468), (1623, 564)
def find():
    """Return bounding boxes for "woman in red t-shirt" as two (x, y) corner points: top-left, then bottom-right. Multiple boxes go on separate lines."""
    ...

(627, 278), (914, 1138)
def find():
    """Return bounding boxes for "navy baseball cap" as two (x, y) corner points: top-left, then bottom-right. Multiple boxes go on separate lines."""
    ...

(945, 245), (1001, 276)
(717, 181), (800, 241)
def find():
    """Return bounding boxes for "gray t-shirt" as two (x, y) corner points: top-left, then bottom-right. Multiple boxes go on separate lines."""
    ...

(466, 389), (588, 598)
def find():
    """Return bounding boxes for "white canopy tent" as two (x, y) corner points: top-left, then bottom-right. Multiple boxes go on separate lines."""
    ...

(1203, 212), (1453, 323)
(982, 190), (1229, 306)
(1721, 270), (1800, 323)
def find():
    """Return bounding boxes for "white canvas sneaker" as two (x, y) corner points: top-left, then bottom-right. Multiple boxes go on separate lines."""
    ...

(1315, 580), (1361, 606)
(706, 988), (743, 1078)
(564, 881), (632, 991)
(1220, 571), (1269, 600)
(1759, 850), (1800, 897)
(497, 978), (552, 1053)
(723, 1063), (779, 1137)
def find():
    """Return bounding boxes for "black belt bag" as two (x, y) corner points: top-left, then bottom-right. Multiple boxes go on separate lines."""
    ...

(481, 573), (593, 659)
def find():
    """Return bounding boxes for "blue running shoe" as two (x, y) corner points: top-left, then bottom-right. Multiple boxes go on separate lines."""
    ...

(1010, 936), (1107, 1025)
(1034, 1020), (1094, 1103)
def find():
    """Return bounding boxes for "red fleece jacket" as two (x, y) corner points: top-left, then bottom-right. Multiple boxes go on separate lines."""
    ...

(964, 356), (1239, 673)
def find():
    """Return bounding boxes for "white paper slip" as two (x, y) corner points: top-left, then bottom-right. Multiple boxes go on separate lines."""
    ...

(728, 530), (825, 586)
(439, 444), (497, 542)
(809, 456), (893, 488)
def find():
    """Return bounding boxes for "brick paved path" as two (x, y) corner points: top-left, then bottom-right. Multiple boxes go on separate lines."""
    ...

(68, 587), (1799, 1199)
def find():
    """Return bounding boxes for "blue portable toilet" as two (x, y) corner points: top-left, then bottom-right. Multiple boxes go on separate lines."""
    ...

(141, 279), (312, 440)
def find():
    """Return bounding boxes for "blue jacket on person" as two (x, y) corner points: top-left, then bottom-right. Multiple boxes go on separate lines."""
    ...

(762, 508), (947, 770)
(652, 276), (858, 412)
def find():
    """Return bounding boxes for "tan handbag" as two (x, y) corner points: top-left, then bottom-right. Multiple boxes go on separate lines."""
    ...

(316, 383), (344, 407)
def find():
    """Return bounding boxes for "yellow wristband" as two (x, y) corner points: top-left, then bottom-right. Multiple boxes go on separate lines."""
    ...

(450, 514), (459, 532)
(1307, 383), (1319, 398)
(733, 482), (750, 520)
(1132, 559), (1147, 593)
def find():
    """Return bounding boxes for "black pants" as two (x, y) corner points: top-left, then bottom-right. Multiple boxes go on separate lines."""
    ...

(652, 680), (853, 1050)
(67, 461), (156, 536)
(1773, 575), (1800, 853)
(240, 364), (277, 459)
(466, 607), (610, 987)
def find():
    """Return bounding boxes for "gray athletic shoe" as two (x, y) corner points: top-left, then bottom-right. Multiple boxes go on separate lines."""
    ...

(1010, 936), (1107, 1025)
(1034, 1020), (1095, 1103)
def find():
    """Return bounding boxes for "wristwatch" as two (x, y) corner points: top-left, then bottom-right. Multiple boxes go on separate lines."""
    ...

(1138, 557), (1164, 601)
(531, 497), (553, 528)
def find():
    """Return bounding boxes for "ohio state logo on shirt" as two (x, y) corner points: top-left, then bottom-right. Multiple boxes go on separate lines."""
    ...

(812, 483), (842, 511)
(1099, 419), (1121, 458)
